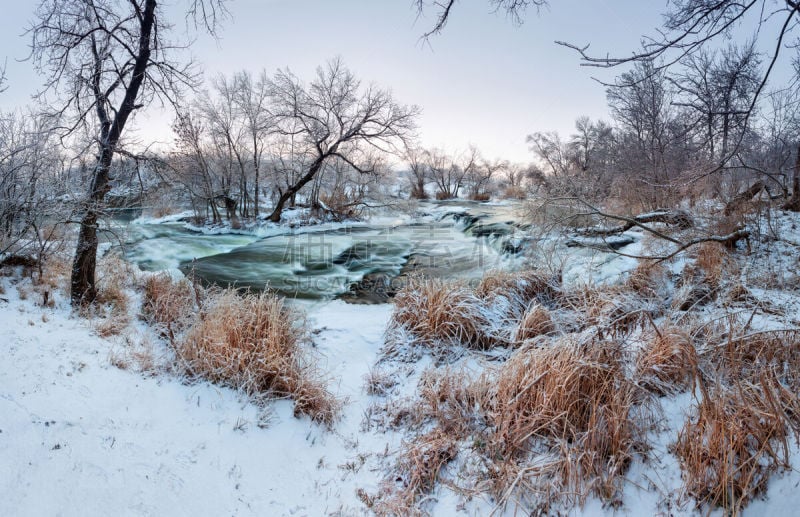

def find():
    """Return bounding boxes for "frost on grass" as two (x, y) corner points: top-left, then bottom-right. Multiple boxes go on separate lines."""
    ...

(141, 275), (341, 426)
(372, 337), (654, 513)
(385, 271), (561, 359)
(674, 379), (795, 513)
(372, 237), (800, 515)
(386, 276), (498, 355)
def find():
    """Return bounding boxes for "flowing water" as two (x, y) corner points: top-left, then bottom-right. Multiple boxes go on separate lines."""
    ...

(118, 201), (533, 300)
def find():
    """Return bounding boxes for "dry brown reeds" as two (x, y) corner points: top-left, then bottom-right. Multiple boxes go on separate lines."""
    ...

(488, 338), (643, 504)
(635, 327), (697, 395)
(476, 269), (559, 309)
(35, 254), (71, 294)
(625, 261), (666, 298)
(674, 378), (792, 513)
(389, 277), (495, 351)
(363, 367), (399, 396)
(694, 241), (729, 288)
(702, 329), (800, 411)
(375, 428), (457, 516)
(141, 273), (198, 339)
(513, 303), (555, 342)
(177, 289), (340, 425)
(416, 367), (489, 438)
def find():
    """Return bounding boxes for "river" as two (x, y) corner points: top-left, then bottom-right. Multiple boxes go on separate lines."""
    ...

(117, 201), (532, 301)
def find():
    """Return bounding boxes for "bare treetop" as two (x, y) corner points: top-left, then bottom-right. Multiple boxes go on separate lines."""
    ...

(25, 0), (228, 305)
(414, 0), (546, 38)
(28, 0), (228, 136)
(0, 60), (7, 93)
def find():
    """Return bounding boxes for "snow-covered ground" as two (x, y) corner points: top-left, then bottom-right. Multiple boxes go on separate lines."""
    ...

(3, 208), (800, 516)
(0, 281), (406, 516)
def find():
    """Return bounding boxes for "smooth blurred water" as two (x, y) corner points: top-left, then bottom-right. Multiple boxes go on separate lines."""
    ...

(117, 201), (529, 300)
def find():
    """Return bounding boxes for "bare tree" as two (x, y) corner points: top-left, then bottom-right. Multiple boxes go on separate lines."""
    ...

(414, 0), (545, 37)
(466, 153), (506, 200)
(29, 0), (227, 305)
(0, 109), (66, 268)
(169, 110), (223, 223)
(404, 145), (429, 199)
(233, 70), (272, 217)
(197, 75), (248, 222)
(421, 0), (799, 163)
(560, 1), (800, 167)
(426, 146), (478, 199)
(673, 43), (762, 167)
(266, 58), (418, 222)
(0, 60), (7, 93)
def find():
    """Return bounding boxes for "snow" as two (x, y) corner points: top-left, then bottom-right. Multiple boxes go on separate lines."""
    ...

(0, 281), (406, 516)
(4, 208), (800, 516)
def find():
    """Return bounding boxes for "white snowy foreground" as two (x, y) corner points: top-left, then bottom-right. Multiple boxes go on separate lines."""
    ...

(2, 268), (800, 516)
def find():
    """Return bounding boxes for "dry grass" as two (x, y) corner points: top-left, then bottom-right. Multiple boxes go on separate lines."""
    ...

(389, 277), (495, 351)
(513, 303), (555, 342)
(95, 313), (130, 337)
(554, 283), (653, 337)
(363, 367), (399, 396)
(672, 321), (800, 513)
(139, 275), (339, 425)
(625, 261), (667, 298)
(110, 335), (160, 375)
(476, 269), (559, 310)
(35, 254), (71, 293)
(694, 241), (728, 288)
(487, 338), (644, 505)
(635, 327), (697, 395)
(416, 367), (490, 438)
(674, 378), (793, 514)
(141, 273), (198, 340)
(375, 428), (458, 516)
(703, 329), (800, 399)
(177, 289), (340, 425)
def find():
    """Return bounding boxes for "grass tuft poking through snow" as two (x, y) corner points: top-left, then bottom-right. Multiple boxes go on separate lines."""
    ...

(141, 273), (199, 339)
(140, 274), (341, 426)
(476, 269), (560, 316)
(674, 378), (794, 513)
(374, 428), (458, 516)
(488, 338), (646, 507)
(635, 326), (698, 395)
(388, 276), (496, 352)
(513, 303), (555, 342)
(177, 289), (340, 426)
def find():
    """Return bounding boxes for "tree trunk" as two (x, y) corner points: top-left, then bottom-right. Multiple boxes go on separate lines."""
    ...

(268, 155), (326, 222)
(70, 0), (156, 306)
(70, 152), (112, 305)
(783, 144), (800, 212)
(254, 167), (260, 217)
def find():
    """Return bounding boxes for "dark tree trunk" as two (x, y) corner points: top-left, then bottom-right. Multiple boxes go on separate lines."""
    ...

(70, 157), (111, 305)
(268, 154), (327, 222)
(783, 144), (800, 212)
(70, 0), (156, 306)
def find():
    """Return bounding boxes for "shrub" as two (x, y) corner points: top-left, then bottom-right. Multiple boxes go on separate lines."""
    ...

(177, 289), (339, 425)
(635, 327), (697, 395)
(488, 338), (642, 504)
(388, 277), (495, 352)
(674, 379), (792, 513)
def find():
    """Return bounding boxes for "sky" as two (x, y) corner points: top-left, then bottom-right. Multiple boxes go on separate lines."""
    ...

(0, 1), (681, 163)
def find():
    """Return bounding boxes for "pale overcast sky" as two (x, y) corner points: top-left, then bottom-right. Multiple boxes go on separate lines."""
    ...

(0, 1), (671, 162)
